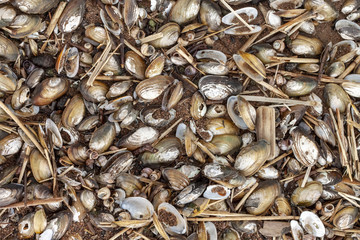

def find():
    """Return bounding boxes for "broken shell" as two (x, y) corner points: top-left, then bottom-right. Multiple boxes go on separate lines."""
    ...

(290, 220), (304, 240)
(233, 52), (266, 82)
(158, 202), (187, 235)
(121, 197), (154, 220)
(269, 0), (303, 10)
(19, 213), (36, 238)
(291, 181), (323, 207)
(40, 211), (72, 240)
(234, 140), (271, 176)
(299, 211), (325, 237)
(190, 91), (207, 120)
(222, 7), (258, 25)
(11, 84), (30, 110)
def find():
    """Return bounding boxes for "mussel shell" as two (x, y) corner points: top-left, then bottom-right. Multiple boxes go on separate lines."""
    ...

(115, 173), (143, 196)
(206, 118), (239, 136)
(333, 206), (359, 229)
(30, 149), (52, 182)
(11, 85), (30, 110)
(234, 140), (270, 176)
(299, 211), (325, 237)
(199, 75), (242, 100)
(118, 126), (159, 150)
(101, 151), (134, 181)
(145, 55), (165, 79)
(123, 0), (138, 30)
(291, 181), (323, 207)
(8, 14), (42, 38)
(0, 133), (23, 156)
(19, 213), (35, 238)
(203, 185), (231, 200)
(326, 61), (345, 77)
(269, 0), (303, 10)
(200, 0), (221, 31)
(62, 94), (85, 128)
(304, 0), (338, 22)
(80, 79), (109, 103)
(125, 51), (146, 80)
(335, 19), (360, 40)
(141, 137), (181, 166)
(233, 52), (266, 82)
(282, 77), (318, 97)
(163, 168), (190, 191)
(12, 0), (59, 14)
(203, 163), (246, 188)
(135, 75), (173, 101)
(150, 22), (180, 48)
(32, 77), (69, 106)
(290, 35), (323, 56)
(0, 5), (16, 28)
(89, 122), (116, 153)
(190, 91), (207, 120)
(58, 0), (86, 33)
(323, 83), (351, 113)
(245, 180), (280, 215)
(169, 0), (201, 25)
(222, 7), (258, 25)
(0, 35), (19, 62)
(291, 128), (319, 166)
(0, 183), (23, 207)
(205, 134), (242, 155)
(341, 81), (360, 98)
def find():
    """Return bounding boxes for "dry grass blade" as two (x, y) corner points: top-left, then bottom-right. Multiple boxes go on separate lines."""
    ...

(140, 33), (164, 44)
(261, 150), (293, 169)
(95, 75), (134, 81)
(0, 123), (17, 134)
(17, 146), (31, 184)
(270, 56), (320, 63)
(0, 197), (63, 209)
(152, 118), (183, 146)
(124, 39), (145, 59)
(152, 213), (170, 240)
(239, 95), (316, 106)
(219, 0), (254, 31)
(339, 55), (360, 79)
(255, 81), (289, 98)
(200, 211), (251, 217)
(109, 228), (130, 240)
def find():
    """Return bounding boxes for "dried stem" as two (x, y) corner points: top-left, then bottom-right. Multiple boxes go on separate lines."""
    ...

(239, 25), (266, 52)
(17, 146), (31, 184)
(140, 33), (163, 44)
(339, 55), (360, 79)
(270, 56), (319, 63)
(301, 166), (312, 188)
(256, 80), (289, 98)
(261, 150), (293, 170)
(187, 215), (299, 221)
(109, 228), (130, 240)
(0, 197), (63, 209)
(95, 75), (134, 81)
(124, 39), (145, 59)
(239, 95), (316, 106)
(152, 118), (183, 146)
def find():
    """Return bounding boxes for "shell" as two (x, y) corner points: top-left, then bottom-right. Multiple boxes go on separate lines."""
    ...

(62, 94), (85, 128)
(12, 0), (59, 14)
(125, 51), (146, 80)
(135, 75), (173, 101)
(333, 206), (359, 230)
(158, 202), (187, 235)
(169, 0), (201, 25)
(118, 127), (159, 150)
(30, 149), (52, 182)
(290, 35), (323, 56)
(121, 197), (154, 220)
(323, 83), (351, 113)
(198, 76), (241, 100)
(291, 181), (323, 207)
(282, 77), (318, 97)
(222, 7), (258, 25)
(203, 185), (231, 200)
(0, 35), (19, 62)
(299, 211), (325, 237)
(235, 140), (271, 176)
(163, 168), (190, 191)
(32, 77), (69, 106)
(89, 122), (116, 153)
(0, 183), (23, 207)
(150, 22), (180, 48)
(233, 52), (266, 82)
(291, 128), (319, 166)
(141, 137), (181, 166)
(58, 0), (86, 33)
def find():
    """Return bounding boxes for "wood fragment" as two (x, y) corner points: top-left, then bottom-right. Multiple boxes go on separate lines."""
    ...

(339, 55), (360, 79)
(256, 106), (276, 159)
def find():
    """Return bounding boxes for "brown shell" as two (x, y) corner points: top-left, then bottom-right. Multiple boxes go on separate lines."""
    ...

(32, 77), (69, 106)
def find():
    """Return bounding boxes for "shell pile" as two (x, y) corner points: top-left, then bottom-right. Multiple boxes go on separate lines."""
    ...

(1, 0), (360, 239)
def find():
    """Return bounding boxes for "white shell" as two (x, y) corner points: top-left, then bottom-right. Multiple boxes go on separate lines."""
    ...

(299, 211), (325, 238)
(121, 197), (154, 220)
(335, 20), (360, 40)
(224, 25), (261, 35)
(203, 185), (230, 200)
(222, 7), (258, 25)
(196, 50), (227, 64)
(158, 202), (187, 235)
(290, 220), (304, 240)
(205, 222), (218, 240)
(266, 10), (281, 28)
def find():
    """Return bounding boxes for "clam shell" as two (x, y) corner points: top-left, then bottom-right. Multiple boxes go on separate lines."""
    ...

(199, 76), (241, 100)
(150, 22), (180, 48)
(118, 126), (159, 150)
(335, 20), (360, 40)
(89, 122), (116, 153)
(135, 75), (173, 101)
(291, 181), (323, 207)
(163, 168), (190, 191)
(282, 77), (318, 97)
(299, 211), (325, 237)
(169, 0), (201, 25)
(222, 7), (258, 25)
(158, 202), (187, 235)
(203, 185), (230, 200)
(121, 197), (154, 220)
(12, 0), (59, 14)
(58, 0), (86, 33)
(32, 77), (69, 106)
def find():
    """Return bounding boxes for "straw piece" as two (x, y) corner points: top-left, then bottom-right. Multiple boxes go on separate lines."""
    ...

(187, 215), (300, 221)
(140, 33), (163, 44)
(219, 0), (254, 31)
(109, 228), (130, 240)
(239, 95), (316, 106)
(45, 1), (67, 37)
(0, 197), (63, 209)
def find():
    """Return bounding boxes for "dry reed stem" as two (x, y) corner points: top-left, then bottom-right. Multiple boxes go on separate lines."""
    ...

(200, 211), (251, 217)
(124, 39), (145, 59)
(270, 56), (320, 63)
(0, 197), (63, 209)
(239, 25), (266, 52)
(17, 146), (31, 184)
(45, 1), (67, 37)
(95, 75), (134, 81)
(256, 81), (289, 98)
(339, 55), (360, 79)
(187, 215), (300, 221)
(300, 166), (312, 188)
(194, 141), (217, 160)
(261, 150), (293, 170)
(239, 95), (316, 106)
